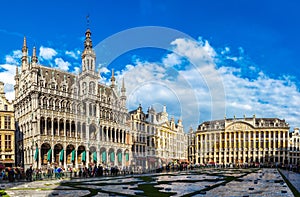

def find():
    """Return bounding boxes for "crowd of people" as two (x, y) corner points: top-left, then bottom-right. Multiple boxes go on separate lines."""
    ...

(5, 162), (291, 182)
(0, 164), (138, 182)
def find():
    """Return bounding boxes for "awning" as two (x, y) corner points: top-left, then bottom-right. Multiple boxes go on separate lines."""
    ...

(125, 153), (129, 162)
(34, 147), (38, 161)
(59, 149), (64, 162)
(102, 151), (106, 162)
(110, 152), (115, 162)
(118, 152), (122, 162)
(71, 149), (75, 162)
(82, 151), (86, 162)
(93, 152), (97, 162)
(47, 149), (52, 161)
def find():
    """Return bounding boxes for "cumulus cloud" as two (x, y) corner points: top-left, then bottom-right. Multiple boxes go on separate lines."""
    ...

(115, 37), (300, 130)
(39, 46), (57, 60)
(54, 58), (71, 71)
(5, 50), (22, 65)
(65, 50), (80, 59)
(0, 64), (17, 101)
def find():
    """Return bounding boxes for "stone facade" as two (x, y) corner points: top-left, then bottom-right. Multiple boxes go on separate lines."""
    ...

(289, 128), (300, 165)
(0, 82), (15, 167)
(129, 105), (188, 171)
(191, 116), (290, 166)
(14, 29), (132, 169)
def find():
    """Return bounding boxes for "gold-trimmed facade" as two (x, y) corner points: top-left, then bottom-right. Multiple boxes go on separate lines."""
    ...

(193, 116), (290, 166)
(0, 81), (15, 167)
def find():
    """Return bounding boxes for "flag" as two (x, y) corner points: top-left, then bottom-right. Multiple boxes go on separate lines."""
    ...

(60, 149), (64, 162)
(34, 147), (38, 161)
(82, 151), (86, 162)
(47, 149), (52, 162)
(71, 149), (75, 162)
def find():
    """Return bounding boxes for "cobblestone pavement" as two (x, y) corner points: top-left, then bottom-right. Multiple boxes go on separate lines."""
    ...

(0, 168), (297, 197)
(279, 169), (300, 194)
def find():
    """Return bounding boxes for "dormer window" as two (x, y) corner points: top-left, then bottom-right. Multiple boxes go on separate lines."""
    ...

(51, 82), (56, 89)
(62, 85), (66, 92)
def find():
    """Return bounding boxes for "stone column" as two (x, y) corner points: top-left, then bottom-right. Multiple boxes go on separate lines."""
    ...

(64, 148), (67, 169)
(45, 118), (47, 135)
(75, 149), (78, 169)
(258, 131), (261, 162)
(86, 150), (90, 167)
(278, 131), (281, 162)
(229, 132), (232, 163)
(52, 145), (55, 166)
(38, 147), (41, 169)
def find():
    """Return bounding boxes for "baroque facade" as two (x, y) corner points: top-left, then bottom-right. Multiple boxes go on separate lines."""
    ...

(191, 116), (290, 166)
(14, 29), (132, 169)
(129, 105), (188, 170)
(0, 82), (15, 167)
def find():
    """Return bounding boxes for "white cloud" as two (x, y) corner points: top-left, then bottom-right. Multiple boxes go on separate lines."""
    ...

(5, 50), (22, 64)
(65, 50), (80, 59)
(54, 58), (71, 71)
(39, 46), (57, 60)
(100, 67), (110, 74)
(0, 63), (17, 101)
(162, 53), (181, 67)
(116, 37), (300, 130)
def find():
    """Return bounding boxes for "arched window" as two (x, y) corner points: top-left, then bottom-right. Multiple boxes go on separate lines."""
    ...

(89, 82), (95, 94)
(82, 82), (87, 95)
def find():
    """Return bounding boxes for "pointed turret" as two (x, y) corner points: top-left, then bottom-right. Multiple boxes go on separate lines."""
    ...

(110, 69), (115, 88)
(21, 36), (28, 71)
(120, 78), (127, 107)
(31, 46), (38, 65)
(81, 28), (96, 72)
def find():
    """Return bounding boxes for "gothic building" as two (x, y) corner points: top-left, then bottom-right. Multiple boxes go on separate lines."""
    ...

(129, 105), (188, 170)
(14, 29), (132, 169)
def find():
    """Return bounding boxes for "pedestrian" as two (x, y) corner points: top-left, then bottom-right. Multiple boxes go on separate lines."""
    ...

(26, 166), (33, 181)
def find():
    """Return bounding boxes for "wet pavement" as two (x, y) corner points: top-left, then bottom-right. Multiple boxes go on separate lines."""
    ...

(0, 168), (298, 197)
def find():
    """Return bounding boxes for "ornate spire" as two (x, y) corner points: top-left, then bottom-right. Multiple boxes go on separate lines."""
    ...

(110, 69), (115, 88)
(121, 78), (126, 93)
(21, 36), (29, 72)
(84, 28), (92, 50)
(16, 65), (19, 75)
(31, 46), (38, 64)
(22, 37), (27, 51)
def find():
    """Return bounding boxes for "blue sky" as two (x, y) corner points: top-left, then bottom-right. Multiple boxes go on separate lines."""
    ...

(1, 0), (300, 130)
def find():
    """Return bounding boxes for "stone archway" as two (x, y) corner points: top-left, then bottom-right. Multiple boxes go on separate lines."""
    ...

(124, 149), (130, 166)
(108, 148), (115, 166)
(41, 143), (51, 165)
(77, 145), (86, 167)
(117, 149), (122, 166)
(54, 144), (63, 166)
(100, 147), (107, 164)
(89, 146), (97, 164)
(66, 144), (75, 166)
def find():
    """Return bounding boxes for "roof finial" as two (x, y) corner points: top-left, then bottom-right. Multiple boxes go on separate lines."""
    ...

(23, 37), (27, 48)
(110, 69), (115, 88)
(86, 14), (90, 28)
(31, 46), (38, 64)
